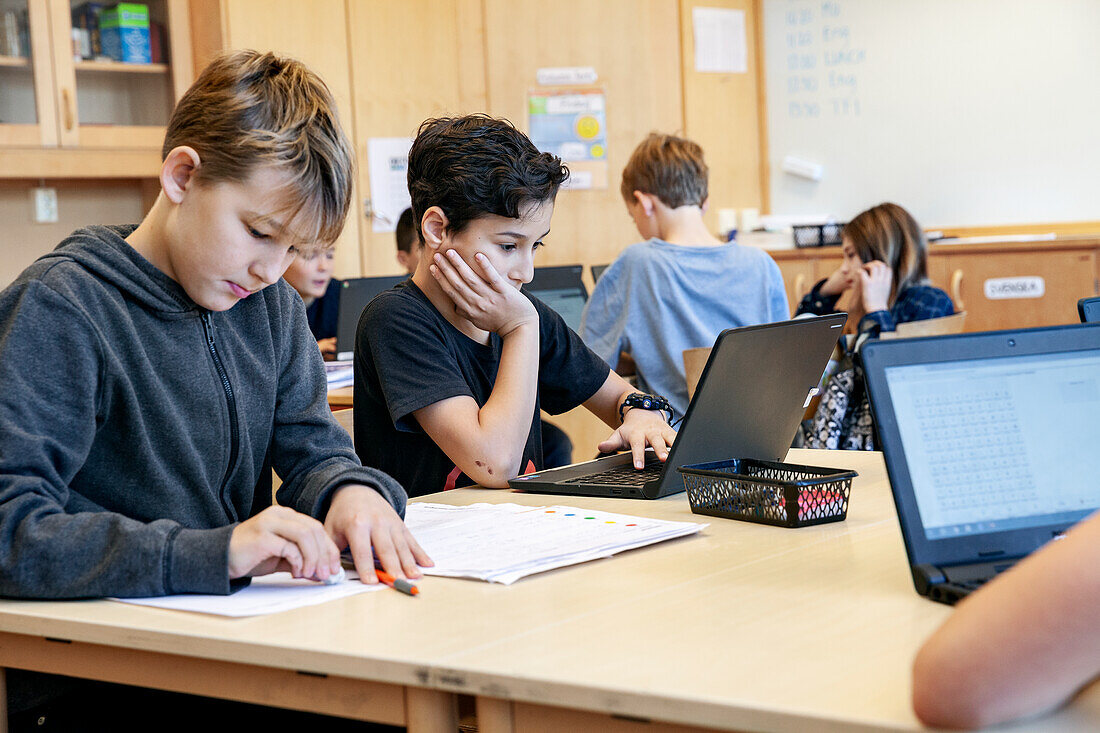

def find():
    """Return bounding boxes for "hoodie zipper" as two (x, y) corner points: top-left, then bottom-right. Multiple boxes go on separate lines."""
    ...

(201, 311), (240, 520)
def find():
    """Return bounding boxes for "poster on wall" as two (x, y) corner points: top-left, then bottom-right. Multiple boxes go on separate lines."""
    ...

(367, 137), (413, 233)
(527, 88), (608, 190)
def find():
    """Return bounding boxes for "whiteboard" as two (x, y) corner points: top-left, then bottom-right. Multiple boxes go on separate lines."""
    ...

(763, 0), (1100, 227)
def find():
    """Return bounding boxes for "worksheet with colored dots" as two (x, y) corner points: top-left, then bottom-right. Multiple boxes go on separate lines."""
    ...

(404, 502), (706, 584)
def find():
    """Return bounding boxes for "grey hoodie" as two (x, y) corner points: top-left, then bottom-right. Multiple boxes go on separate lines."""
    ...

(0, 225), (406, 598)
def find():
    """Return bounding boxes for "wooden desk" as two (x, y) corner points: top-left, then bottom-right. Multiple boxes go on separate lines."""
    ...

(0, 450), (1094, 732)
(327, 385), (353, 408)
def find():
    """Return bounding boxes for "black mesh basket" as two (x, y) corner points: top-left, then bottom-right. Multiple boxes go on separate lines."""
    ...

(678, 459), (856, 528)
(792, 223), (845, 248)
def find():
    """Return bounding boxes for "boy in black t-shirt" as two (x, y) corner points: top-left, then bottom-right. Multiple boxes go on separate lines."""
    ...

(354, 115), (678, 496)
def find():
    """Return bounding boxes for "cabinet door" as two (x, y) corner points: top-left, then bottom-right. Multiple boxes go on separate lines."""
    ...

(47, 0), (192, 149)
(221, 0), (360, 277)
(942, 250), (1097, 332)
(0, 0), (58, 147)
(482, 0), (683, 270)
(772, 257), (814, 316)
(346, 0), (487, 277)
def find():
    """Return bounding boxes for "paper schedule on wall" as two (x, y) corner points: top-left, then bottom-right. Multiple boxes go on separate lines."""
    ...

(527, 88), (608, 190)
(366, 137), (413, 233)
(693, 7), (747, 73)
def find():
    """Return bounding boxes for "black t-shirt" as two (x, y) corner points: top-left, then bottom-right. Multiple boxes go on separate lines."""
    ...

(304, 278), (341, 340)
(353, 280), (609, 497)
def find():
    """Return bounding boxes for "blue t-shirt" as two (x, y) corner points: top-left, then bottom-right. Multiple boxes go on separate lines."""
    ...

(581, 238), (789, 418)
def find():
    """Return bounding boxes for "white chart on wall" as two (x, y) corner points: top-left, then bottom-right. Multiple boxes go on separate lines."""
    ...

(762, 0), (1100, 227)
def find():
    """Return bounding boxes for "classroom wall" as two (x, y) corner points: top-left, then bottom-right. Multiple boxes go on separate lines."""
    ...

(189, 0), (767, 280)
(0, 181), (147, 286)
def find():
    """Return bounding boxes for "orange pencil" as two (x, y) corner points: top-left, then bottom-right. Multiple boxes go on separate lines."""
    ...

(375, 569), (419, 596)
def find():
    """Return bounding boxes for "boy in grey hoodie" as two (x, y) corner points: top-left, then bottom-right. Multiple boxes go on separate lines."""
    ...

(0, 50), (431, 603)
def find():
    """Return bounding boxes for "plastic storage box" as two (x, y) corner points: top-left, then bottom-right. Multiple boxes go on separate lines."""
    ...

(678, 459), (855, 528)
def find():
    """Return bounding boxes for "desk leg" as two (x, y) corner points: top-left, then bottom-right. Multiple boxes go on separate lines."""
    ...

(405, 687), (457, 733)
(476, 697), (514, 733)
(0, 667), (7, 733)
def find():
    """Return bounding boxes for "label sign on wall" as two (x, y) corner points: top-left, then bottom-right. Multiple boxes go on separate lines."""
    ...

(984, 276), (1045, 300)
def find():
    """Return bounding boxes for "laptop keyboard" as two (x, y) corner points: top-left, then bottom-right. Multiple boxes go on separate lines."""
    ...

(561, 458), (663, 486)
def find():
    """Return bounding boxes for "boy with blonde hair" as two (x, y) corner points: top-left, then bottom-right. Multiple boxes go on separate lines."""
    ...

(0, 47), (431, 728)
(582, 133), (789, 419)
(0, 50), (429, 599)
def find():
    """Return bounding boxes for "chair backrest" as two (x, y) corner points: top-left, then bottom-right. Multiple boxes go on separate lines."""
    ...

(1079, 297), (1100, 323)
(333, 407), (354, 437)
(879, 311), (967, 340)
(682, 347), (711, 401)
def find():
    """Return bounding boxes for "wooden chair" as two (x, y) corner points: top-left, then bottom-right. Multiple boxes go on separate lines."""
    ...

(879, 311), (967, 339)
(333, 407), (354, 437)
(682, 347), (711, 401)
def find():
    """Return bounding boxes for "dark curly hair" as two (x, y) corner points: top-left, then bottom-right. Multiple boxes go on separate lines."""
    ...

(406, 115), (569, 240)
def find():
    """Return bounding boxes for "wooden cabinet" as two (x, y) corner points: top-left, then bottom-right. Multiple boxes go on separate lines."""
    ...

(0, 0), (192, 178)
(768, 237), (1100, 332)
(937, 245), (1097, 332)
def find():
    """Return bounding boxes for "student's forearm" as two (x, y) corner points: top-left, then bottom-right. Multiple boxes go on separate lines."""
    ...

(468, 322), (540, 483)
(583, 372), (635, 428)
(913, 510), (1100, 728)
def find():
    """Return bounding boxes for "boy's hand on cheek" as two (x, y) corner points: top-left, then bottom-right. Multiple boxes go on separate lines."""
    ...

(228, 505), (342, 581)
(324, 484), (433, 583)
(597, 408), (678, 470)
(430, 249), (537, 336)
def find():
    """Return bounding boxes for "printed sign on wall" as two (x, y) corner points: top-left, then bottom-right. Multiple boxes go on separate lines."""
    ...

(527, 88), (608, 190)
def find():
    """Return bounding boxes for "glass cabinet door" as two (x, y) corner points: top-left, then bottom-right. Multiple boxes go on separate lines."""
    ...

(50, 0), (188, 148)
(0, 0), (58, 146)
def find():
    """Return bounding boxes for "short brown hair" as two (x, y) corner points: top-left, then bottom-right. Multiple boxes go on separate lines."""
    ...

(162, 50), (354, 246)
(620, 133), (708, 208)
(844, 202), (930, 302)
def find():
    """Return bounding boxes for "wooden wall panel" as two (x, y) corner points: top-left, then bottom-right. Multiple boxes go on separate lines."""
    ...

(481, 0), (683, 272)
(680, 0), (765, 232)
(346, 0), (488, 276)
(214, 0), (363, 278)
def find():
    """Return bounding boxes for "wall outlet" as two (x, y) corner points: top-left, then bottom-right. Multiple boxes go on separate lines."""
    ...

(32, 187), (59, 224)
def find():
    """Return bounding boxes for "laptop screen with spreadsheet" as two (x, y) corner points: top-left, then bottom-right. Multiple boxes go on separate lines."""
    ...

(883, 349), (1100, 541)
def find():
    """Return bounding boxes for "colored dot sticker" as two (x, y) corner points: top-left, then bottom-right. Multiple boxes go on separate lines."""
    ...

(605, 521), (615, 524)
(545, 510), (555, 513)
(565, 513), (575, 516)
(626, 523), (637, 527)
(589, 143), (606, 158)
(585, 516), (596, 520)
(575, 115), (601, 139)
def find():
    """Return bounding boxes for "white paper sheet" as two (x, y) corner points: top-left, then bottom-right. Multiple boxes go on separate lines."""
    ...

(366, 137), (413, 233)
(112, 571), (383, 617)
(693, 7), (747, 73)
(405, 503), (705, 584)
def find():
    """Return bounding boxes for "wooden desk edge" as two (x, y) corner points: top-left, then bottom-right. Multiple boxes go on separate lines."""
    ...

(0, 632), (459, 732)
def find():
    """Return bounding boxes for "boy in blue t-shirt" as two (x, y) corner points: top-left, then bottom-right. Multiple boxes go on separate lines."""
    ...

(354, 115), (677, 496)
(581, 133), (789, 419)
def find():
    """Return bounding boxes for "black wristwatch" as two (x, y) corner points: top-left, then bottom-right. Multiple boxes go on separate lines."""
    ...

(618, 392), (673, 425)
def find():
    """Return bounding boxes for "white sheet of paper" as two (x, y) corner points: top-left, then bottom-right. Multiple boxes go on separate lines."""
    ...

(693, 7), (747, 73)
(112, 571), (382, 617)
(367, 137), (413, 233)
(405, 503), (705, 584)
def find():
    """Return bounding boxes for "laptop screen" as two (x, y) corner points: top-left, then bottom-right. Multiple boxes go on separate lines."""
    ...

(884, 349), (1100, 541)
(527, 265), (587, 333)
(335, 275), (407, 360)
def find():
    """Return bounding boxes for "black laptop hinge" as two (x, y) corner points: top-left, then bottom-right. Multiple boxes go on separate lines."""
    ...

(913, 563), (945, 595)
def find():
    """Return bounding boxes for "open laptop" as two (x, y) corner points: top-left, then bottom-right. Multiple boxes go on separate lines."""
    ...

(527, 265), (587, 332)
(510, 314), (847, 499)
(863, 324), (1100, 605)
(335, 275), (407, 360)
